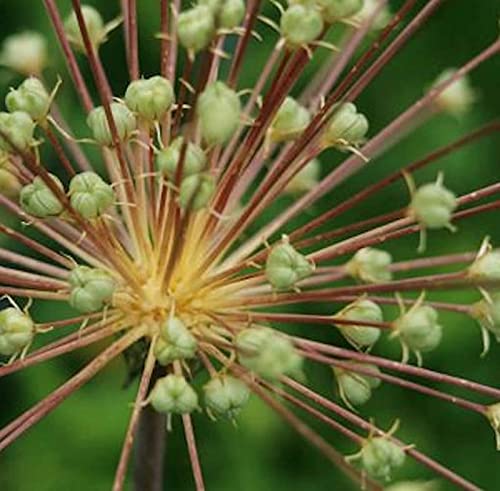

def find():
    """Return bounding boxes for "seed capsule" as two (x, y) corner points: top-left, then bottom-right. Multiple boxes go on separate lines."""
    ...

(178, 5), (216, 54)
(0, 31), (47, 75)
(0, 307), (34, 357)
(334, 362), (381, 407)
(345, 247), (392, 284)
(361, 436), (406, 480)
(323, 102), (368, 150)
(431, 68), (476, 117)
(150, 374), (199, 414)
(69, 265), (116, 313)
(284, 159), (320, 195)
(486, 402), (500, 450)
(318, 0), (364, 23)
(154, 316), (198, 365)
(467, 240), (500, 282)
(156, 137), (207, 181)
(281, 5), (324, 48)
(6, 77), (50, 121)
(64, 5), (106, 52)
(235, 327), (303, 380)
(179, 173), (215, 210)
(20, 174), (64, 218)
(87, 102), (136, 146)
(196, 81), (241, 145)
(0, 156), (21, 198)
(203, 375), (250, 419)
(268, 97), (311, 143)
(471, 293), (500, 342)
(352, 0), (391, 31)
(0, 111), (35, 152)
(69, 171), (115, 219)
(125, 76), (175, 121)
(218, 0), (246, 29)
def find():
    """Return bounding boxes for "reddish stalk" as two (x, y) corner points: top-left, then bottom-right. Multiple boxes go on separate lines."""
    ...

(182, 414), (206, 491)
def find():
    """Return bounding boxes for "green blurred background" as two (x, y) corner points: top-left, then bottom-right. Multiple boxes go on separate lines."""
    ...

(1, 0), (500, 490)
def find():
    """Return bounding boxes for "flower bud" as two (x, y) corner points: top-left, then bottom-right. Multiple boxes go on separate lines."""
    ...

(431, 69), (476, 117)
(323, 102), (368, 150)
(281, 5), (324, 48)
(87, 102), (136, 146)
(69, 171), (115, 219)
(179, 173), (215, 211)
(334, 298), (382, 349)
(196, 81), (241, 145)
(0, 307), (34, 357)
(471, 293), (500, 342)
(69, 265), (116, 313)
(178, 6), (216, 54)
(204, 375), (250, 419)
(284, 159), (320, 195)
(64, 5), (107, 52)
(265, 237), (314, 290)
(486, 402), (500, 450)
(361, 437), (406, 480)
(218, 0), (246, 29)
(150, 374), (199, 414)
(352, 0), (391, 31)
(156, 137), (207, 181)
(0, 31), (47, 75)
(268, 97), (311, 143)
(385, 481), (439, 491)
(467, 241), (500, 282)
(125, 76), (175, 121)
(334, 362), (381, 407)
(154, 316), (198, 365)
(0, 111), (35, 152)
(235, 327), (303, 380)
(318, 0), (364, 23)
(20, 174), (64, 218)
(345, 247), (392, 284)
(6, 77), (50, 122)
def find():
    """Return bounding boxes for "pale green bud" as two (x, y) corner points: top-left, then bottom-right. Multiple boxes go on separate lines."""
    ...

(385, 481), (440, 491)
(284, 159), (320, 195)
(204, 375), (250, 419)
(334, 299), (382, 348)
(154, 316), (198, 365)
(468, 246), (500, 282)
(486, 402), (500, 450)
(64, 5), (106, 52)
(0, 158), (21, 198)
(218, 0), (246, 29)
(0, 307), (34, 356)
(352, 0), (391, 31)
(318, 0), (364, 23)
(345, 247), (392, 283)
(6, 77), (50, 121)
(236, 327), (303, 380)
(395, 305), (442, 354)
(150, 374), (199, 414)
(0, 111), (35, 152)
(196, 81), (241, 145)
(0, 31), (47, 75)
(125, 76), (175, 121)
(281, 5), (324, 48)
(432, 69), (476, 117)
(323, 102), (368, 150)
(87, 102), (136, 146)
(69, 171), (115, 219)
(178, 6), (216, 54)
(69, 265), (116, 313)
(471, 293), (500, 342)
(156, 137), (207, 180)
(20, 174), (64, 218)
(361, 437), (405, 480)
(334, 362), (381, 407)
(179, 173), (215, 210)
(269, 97), (311, 143)
(410, 180), (457, 229)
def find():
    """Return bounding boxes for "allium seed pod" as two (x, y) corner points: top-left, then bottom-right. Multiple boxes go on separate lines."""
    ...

(265, 237), (314, 290)
(345, 247), (393, 284)
(68, 265), (116, 313)
(0, 31), (47, 75)
(334, 363), (381, 407)
(486, 402), (500, 450)
(0, 111), (35, 152)
(431, 68), (476, 117)
(280, 5), (324, 48)
(352, 0), (391, 31)
(196, 81), (241, 145)
(177, 6), (216, 54)
(68, 171), (115, 219)
(318, 0), (364, 23)
(471, 293), (500, 342)
(467, 243), (500, 281)
(385, 481), (439, 491)
(150, 374), (199, 414)
(0, 307), (34, 357)
(334, 298), (382, 349)
(124, 76), (175, 121)
(64, 5), (106, 52)
(268, 96), (311, 143)
(20, 174), (64, 218)
(5, 77), (50, 122)
(218, 0), (246, 29)
(236, 327), (303, 380)
(323, 102), (368, 150)
(361, 437), (406, 480)
(179, 173), (215, 210)
(203, 375), (250, 419)
(87, 102), (136, 146)
(156, 137), (207, 180)
(0, 157), (21, 198)
(284, 158), (320, 195)
(154, 316), (198, 365)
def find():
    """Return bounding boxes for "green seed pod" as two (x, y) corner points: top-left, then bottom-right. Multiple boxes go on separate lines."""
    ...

(468, 243), (500, 281)
(345, 247), (392, 284)
(284, 158), (320, 195)
(204, 375), (250, 419)
(20, 174), (64, 218)
(196, 81), (241, 145)
(471, 293), (500, 342)
(410, 180), (457, 229)
(64, 5), (106, 52)
(125, 76), (175, 121)
(318, 0), (364, 23)
(179, 173), (215, 211)
(265, 238), (314, 290)
(281, 5), (324, 48)
(334, 362), (381, 407)
(0, 111), (35, 152)
(334, 298), (382, 349)
(235, 327), (303, 380)
(486, 402), (500, 450)
(69, 171), (115, 219)
(150, 374), (199, 414)
(218, 0), (246, 29)
(0, 307), (34, 356)
(323, 102), (368, 150)
(268, 97), (311, 143)
(431, 68), (476, 117)
(0, 157), (21, 198)
(156, 137), (207, 181)
(385, 481), (440, 491)
(154, 316), (198, 365)
(0, 31), (48, 75)
(361, 437), (406, 480)
(352, 0), (391, 31)
(87, 102), (136, 146)
(5, 77), (50, 122)
(69, 265), (116, 313)
(178, 5), (216, 54)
